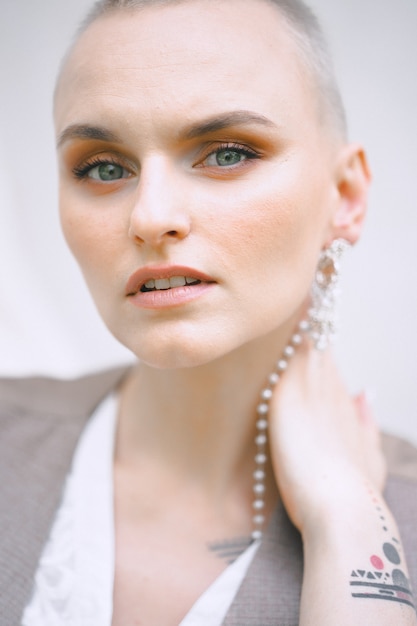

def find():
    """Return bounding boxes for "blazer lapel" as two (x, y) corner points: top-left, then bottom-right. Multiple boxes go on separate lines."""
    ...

(0, 367), (128, 625)
(223, 501), (303, 626)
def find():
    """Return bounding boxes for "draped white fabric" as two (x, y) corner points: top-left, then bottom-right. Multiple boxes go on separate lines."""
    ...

(22, 394), (259, 625)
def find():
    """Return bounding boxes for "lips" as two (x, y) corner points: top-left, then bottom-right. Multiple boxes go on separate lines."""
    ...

(125, 266), (216, 296)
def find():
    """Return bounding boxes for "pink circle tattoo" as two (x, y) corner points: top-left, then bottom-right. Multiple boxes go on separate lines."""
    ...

(370, 555), (384, 570)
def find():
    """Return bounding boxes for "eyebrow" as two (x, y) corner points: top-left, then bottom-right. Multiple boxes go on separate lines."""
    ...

(57, 124), (122, 148)
(182, 111), (276, 139)
(57, 111), (276, 148)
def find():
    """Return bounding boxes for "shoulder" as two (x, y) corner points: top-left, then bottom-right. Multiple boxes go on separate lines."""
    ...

(0, 366), (129, 419)
(382, 430), (417, 507)
(382, 431), (417, 482)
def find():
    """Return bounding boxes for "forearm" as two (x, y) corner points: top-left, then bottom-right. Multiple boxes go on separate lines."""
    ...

(299, 484), (417, 626)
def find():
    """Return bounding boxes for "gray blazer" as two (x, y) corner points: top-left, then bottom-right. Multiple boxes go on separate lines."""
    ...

(1, 368), (417, 625)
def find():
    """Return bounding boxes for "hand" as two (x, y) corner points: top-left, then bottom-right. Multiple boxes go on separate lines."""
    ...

(269, 341), (386, 535)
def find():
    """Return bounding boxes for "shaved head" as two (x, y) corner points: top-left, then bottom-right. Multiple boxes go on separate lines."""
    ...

(64, 0), (346, 140)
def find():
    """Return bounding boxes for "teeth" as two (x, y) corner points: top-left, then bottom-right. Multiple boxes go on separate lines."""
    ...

(154, 278), (171, 290)
(169, 276), (187, 288)
(142, 276), (201, 292)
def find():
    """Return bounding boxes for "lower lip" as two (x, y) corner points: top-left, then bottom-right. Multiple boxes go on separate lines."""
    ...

(128, 282), (215, 310)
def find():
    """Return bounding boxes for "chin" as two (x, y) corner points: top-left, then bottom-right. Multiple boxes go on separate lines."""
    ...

(102, 305), (295, 371)
(109, 322), (236, 370)
(125, 340), (228, 370)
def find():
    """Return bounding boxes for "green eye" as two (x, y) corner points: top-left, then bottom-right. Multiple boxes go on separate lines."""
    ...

(89, 162), (127, 181)
(215, 149), (244, 166)
(200, 144), (258, 169)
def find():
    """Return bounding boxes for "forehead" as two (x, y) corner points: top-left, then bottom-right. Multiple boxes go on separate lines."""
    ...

(55, 0), (316, 138)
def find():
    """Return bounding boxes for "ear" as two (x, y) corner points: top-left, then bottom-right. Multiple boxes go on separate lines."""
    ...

(328, 143), (371, 245)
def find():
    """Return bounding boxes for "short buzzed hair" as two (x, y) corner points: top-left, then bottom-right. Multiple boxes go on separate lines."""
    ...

(75, 0), (347, 139)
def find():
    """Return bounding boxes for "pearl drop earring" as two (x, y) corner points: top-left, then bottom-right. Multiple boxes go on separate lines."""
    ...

(309, 238), (350, 351)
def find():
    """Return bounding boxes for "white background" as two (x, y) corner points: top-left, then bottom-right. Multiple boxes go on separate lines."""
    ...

(1, 0), (416, 444)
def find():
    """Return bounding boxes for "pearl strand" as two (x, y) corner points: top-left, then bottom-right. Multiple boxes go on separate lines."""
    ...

(251, 320), (309, 540)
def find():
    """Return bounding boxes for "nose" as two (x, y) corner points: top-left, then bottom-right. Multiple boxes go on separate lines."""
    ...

(128, 157), (191, 246)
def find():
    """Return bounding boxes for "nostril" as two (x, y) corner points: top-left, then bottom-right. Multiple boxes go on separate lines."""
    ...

(167, 230), (178, 237)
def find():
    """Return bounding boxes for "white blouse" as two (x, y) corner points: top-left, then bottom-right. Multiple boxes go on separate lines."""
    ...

(22, 394), (259, 625)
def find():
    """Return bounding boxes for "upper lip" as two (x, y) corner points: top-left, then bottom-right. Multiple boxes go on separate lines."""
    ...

(125, 265), (216, 295)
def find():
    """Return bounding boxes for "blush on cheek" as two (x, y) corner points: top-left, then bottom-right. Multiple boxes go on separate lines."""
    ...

(60, 196), (116, 264)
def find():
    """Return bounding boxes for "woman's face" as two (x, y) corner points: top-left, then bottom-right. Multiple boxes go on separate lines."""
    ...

(54, 0), (343, 368)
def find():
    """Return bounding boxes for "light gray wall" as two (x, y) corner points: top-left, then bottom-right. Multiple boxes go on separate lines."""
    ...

(1, 0), (416, 444)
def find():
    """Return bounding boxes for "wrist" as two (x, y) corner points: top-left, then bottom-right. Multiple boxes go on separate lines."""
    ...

(300, 476), (389, 545)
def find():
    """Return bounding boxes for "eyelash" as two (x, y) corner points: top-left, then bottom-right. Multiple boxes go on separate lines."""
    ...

(72, 156), (131, 180)
(71, 142), (260, 181)
(200, 142), (260, 166)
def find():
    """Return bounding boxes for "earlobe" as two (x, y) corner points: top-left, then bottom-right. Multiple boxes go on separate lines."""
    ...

(330, 144), (371, 245)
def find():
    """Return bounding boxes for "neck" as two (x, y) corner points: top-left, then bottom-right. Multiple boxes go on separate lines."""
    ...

(116, 314), (298, 496)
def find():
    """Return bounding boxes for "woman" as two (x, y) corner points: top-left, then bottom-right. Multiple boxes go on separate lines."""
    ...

(1, 0), (417, 624)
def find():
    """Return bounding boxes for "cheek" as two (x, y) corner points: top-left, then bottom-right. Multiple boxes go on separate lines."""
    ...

(210, 178), (326, 274)
(205, 169), (333, 323)
(59, 188), (124, 291)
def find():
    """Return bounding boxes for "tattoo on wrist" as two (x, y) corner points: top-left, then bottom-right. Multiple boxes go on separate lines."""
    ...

(207, 536), (252, 565)
(350, 486), (415, 609)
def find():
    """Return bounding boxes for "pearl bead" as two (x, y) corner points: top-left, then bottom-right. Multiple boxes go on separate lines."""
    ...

(261, 388), (273, 400)
(268, 373), (280, 385)
(255, 434), (267, 446)
(250, 319), (307, 541)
